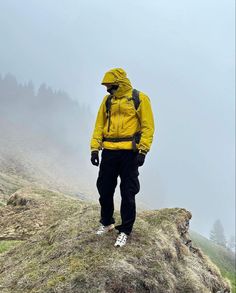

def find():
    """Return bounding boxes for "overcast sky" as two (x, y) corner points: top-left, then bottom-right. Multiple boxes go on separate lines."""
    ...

(0, 0), (235, 239)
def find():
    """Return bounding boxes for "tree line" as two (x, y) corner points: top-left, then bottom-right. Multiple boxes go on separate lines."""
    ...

(0, 73), (93, 154)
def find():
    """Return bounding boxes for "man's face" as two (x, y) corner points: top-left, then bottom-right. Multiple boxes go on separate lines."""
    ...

(103, 83), (119, 95)
(103, 83), (114, 90)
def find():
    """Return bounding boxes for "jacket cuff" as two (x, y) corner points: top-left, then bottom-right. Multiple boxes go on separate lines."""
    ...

(139, 149), (148, 155)
(91, 148), (99, 152)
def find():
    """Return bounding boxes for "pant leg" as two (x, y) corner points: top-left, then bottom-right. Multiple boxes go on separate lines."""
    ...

(96, 149), (120, 226)
(116, 150), (140, 235)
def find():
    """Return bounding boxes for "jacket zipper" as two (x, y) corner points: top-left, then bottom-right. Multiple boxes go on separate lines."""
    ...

(117, 98), (121, 137)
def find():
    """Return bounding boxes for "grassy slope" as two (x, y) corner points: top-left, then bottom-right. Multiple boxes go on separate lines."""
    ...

(0, 171), (32, 203)
(0, 241), (22, 254)
(0, 187), (231, 293)
(190, 230), (236, 293)
(0, 172), (233, 292)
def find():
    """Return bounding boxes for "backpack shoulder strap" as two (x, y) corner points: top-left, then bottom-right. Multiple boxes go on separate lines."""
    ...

(105, 95), (113, 132)
(105, 94), (112, 115)
(132, 89), (140, 110)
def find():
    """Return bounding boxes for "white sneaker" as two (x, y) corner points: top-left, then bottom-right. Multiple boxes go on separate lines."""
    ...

(114, 232), (128, 247)
(96, 224), (115, 235)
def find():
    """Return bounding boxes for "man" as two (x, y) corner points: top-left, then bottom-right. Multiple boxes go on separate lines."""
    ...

(90, 68), (155, 247)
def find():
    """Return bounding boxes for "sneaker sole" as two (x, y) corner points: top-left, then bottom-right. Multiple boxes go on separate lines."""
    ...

(114, 243), (126, 247)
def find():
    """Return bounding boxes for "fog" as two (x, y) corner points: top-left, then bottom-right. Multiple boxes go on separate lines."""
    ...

(0, 75), (94, 198)
(0, 1), (235, 240)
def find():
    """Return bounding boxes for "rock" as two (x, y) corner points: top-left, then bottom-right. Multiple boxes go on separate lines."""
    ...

(7, 192), (32, 206)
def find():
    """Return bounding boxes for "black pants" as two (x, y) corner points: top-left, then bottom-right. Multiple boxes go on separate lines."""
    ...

(96, 149), (140, 235)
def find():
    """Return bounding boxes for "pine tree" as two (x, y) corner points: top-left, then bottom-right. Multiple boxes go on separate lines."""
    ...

(209, 219), (227, 247)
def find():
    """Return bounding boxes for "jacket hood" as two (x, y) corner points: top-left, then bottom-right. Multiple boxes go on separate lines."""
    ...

(101, 68), (132, 98)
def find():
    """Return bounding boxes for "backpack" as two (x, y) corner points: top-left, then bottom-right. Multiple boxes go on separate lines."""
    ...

(103, 89), (141, 150)
(105, 89), (140, 133)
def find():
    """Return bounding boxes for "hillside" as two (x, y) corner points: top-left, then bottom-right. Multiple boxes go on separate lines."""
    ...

(0, 186), (232, 293)
(190, 231), (236, 293)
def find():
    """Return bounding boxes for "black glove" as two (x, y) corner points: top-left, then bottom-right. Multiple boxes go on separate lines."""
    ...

(91, 151), (99, 166)
(137, 152), (146, 167)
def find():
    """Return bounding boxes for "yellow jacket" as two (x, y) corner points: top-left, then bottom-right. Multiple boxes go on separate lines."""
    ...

(90, 68), (155, 153)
